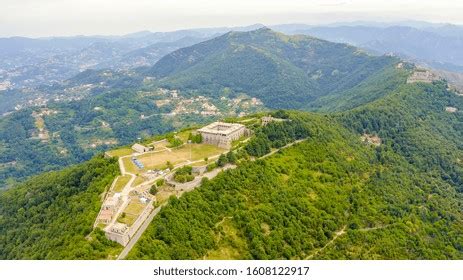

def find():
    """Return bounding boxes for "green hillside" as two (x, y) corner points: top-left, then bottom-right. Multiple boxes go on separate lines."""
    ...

(124, 81), (462, 260)
(0, 155), (121, 259)
(126, 96), (463, 259)
(1, 80), (462, 260)
(0, 28), (462, 260)
(147, 28), (400, 109)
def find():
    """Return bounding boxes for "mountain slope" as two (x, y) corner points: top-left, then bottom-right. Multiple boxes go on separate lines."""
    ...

(145, 28), (399, 109)
(1, 79), (462, 259)
(0, 155), (121, 259)
(127, 97), (463, 259)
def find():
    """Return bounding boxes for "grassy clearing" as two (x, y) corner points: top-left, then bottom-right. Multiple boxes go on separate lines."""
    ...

(204, 218), (245, 260)
(107, 147), (133, 157)
(131, 176), (146, 188)
(191, 161), (207, 167)
(118, 199), (147, 226)
(151, 140), (169, 150)
(35, 117), (45, 130)
(117, 213), (137, 226)
(121, 157), (139, 174)
(176, 129), (195, 142)
(126, 144), (225, 171)
(124, 200), (146, 215)
(113, 175), (132, 192)
(155, 186), (177, 204)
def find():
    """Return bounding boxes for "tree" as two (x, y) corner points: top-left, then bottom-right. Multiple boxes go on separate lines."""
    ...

(166, 161), (174, 170)
(227, 151), (237, 163)
(156, 178), (165, 187)
(149, 185), (158, 195)
(217, 154), (228, 167)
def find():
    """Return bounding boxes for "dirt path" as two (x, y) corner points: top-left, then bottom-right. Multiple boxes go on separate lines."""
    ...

(305, 223), (393, 259)
(306, 225), (347, 260)
(259, 138), (306, 160)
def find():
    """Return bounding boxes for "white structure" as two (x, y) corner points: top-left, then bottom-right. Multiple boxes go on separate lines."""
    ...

(197, 122), (246, 149)
(261, 115), (285, 126)
(131, 143), (151, 153)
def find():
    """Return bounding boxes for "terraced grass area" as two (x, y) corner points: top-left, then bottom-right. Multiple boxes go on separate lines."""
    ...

(176, 129), (195, 142)
(113, 175), (132, 192)
(131, 176), (146, 188)
(106, 147), (133, 157)
(118, 199), (146, 226)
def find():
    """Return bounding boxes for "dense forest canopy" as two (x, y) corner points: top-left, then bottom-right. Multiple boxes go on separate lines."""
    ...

(127, 107), (463, 259)
(0, 155), (121, 259)
(147, 28), (400, 109)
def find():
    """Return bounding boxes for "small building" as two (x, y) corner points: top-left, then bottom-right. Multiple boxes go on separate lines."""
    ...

(131, 143), (151, 153)
(407, 69), (438, 84)
(197, 122), (246, 149)
(445, 106), (458, 113)
(261, 115), (285, 126)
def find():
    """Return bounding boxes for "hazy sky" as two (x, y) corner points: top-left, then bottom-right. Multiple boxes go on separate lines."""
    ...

(1, 0), (463, 37)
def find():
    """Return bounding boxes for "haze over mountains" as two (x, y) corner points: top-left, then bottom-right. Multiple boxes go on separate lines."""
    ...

(1, 21), (463, 115)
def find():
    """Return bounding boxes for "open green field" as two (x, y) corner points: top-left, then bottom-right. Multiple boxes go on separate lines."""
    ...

(122, 143), (225, 173)
(132, 176), (146, 188)
(176, 129), (195, 142)
(191, 160), (208, 167)
(118, 199), (146, 226)
(113, 175), (132, 192)
(117, 213), (137, 226)
(106, 147), (133, 157)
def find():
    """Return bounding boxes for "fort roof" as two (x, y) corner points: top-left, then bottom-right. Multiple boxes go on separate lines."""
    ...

(197, 122), (244, 136)
(111, 222), (128, 233)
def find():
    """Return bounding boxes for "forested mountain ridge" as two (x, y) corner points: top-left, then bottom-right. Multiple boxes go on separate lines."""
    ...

(146, 27), (399, 109)
(127, 83), (463, 259)
(341, 80), (463, 191)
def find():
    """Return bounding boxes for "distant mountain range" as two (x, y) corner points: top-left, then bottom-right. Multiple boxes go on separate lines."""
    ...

(272, 24), (463, 72)
(1, 21), (463, 115)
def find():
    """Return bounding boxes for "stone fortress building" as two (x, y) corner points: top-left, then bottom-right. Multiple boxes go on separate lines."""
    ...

(197, 122), (246, 149)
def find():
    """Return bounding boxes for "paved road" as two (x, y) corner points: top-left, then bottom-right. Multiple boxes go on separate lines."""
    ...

(166, 164), (236, 191)
(117, 204), (164, 260)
